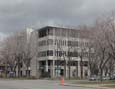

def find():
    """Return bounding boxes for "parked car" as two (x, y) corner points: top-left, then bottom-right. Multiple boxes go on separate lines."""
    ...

(102, 76), (110, 80)
(89, 75), (97, 81)
(110, 76), (115, 80)
(89, 75), (111, 81)
(96, 76), (111, 80)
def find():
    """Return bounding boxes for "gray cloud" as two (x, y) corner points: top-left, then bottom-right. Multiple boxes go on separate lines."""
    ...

(0, 0), (115, 35)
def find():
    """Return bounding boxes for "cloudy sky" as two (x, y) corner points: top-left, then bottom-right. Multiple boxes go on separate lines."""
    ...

(0, 0), (115, 36)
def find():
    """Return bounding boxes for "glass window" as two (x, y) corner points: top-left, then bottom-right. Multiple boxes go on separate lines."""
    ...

(39, 29), (47, 38)
(65, 40), (66, 46)
(48, 28), (53, 35)
(47, 39), (53, 45)
(47, 50), (53, 56)
(83, 61), (88, 67)
(74, 41), (78, 47)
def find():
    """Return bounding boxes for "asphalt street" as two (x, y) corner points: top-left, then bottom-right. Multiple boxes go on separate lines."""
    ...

(0, 80), (99, 89)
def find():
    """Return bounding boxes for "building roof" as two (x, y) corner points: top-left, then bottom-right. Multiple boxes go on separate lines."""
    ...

(36, 26), (94, 39)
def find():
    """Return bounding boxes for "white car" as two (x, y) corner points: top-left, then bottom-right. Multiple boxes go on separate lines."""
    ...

(89, 75), (97, 81)
(103, 76), (110, 80)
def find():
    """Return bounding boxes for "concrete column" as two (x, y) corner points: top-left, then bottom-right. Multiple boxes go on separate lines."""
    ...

(65, 60), (68, 78)
(52, 60), (55, 78)
(78, 61), (81, 77)
(76, 61), (78, 77)
(45, 60), (48, 72)
(36, 61), (41, 78)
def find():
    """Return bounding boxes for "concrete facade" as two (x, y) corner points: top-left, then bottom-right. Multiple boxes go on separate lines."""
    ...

(30, 26), (90, 78)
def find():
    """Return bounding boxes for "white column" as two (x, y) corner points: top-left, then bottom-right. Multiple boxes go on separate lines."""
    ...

(52, 60), (55, 78)
(78, 61), (81, 77)
(65, 60), (68, 78)
(46, 60), (48, 72)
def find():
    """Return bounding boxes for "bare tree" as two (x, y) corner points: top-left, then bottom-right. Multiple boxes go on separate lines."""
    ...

(92, 19), (112, 81)
(0, 30), (37, 78)
(0, 35), (19, 77)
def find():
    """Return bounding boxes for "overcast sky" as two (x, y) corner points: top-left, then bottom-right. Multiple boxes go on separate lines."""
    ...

(0, 0), (115, 36)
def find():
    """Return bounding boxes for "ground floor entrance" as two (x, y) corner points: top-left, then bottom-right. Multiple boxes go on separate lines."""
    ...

(38, 60), (89, 78)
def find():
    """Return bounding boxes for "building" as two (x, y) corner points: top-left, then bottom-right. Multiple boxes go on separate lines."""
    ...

(30, 26), (91, 78)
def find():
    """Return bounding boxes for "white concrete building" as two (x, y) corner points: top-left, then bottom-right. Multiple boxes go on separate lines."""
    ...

(30, 26), (91, 78)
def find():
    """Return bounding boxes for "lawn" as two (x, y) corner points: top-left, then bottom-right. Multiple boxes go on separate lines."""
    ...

(103, 84), (115, 88)
(71, 80), (115, 88)
(74, 81), (115, 85)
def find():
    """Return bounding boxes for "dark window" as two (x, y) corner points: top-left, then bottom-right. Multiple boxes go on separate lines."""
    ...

(55, 39), (58, 45)
(20, 63), (23, 68)
(83, 61), (88, 67)
(68, 41), (71, 46)
(38, 51), (47, 57)
(47, 50), (53, 56)
(59, 51), (62, 57)
(39, 27), (53, 38)
(68, 52), (72, 57)
(68, 51), (78, 57)
(74, 41), (78, 47)
(39, 29), (47, 38)
(68, 41), (78, 47)
(47, 39), (53, 45)
(48, 29), (53, 35)
(65, 40), (66, 46)
(38, 40), (47, 46)
(71, 61), (78, 66)
(55, 51), (66, 57)
(73, 52), (78, 57)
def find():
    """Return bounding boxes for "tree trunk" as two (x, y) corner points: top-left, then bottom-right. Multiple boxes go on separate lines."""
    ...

(68, 64), (71, 79)
(100, 68), (103, 82)
(64, 60), (66, 78)
(5, 64), (7, 78)
(68, 59), (71, 79)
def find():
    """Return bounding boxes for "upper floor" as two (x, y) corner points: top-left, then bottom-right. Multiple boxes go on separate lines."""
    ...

(37, 26), (92, 39)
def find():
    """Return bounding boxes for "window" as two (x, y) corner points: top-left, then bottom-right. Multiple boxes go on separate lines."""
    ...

(71, 61), (78, 66)
(38, 50), (53, 57)
(39, 27), (53, 38)
(55, 51), (66, 57)
(65, 40), (66, 46)
(38, 40), (47, 46)
(74, 41), (78, 47)
(68, 41), (79, 47)
(85, 42), (89, 47)
(47, 50), (53, 56)
(59, 40), (61, 45)
(48, 29), (53, 35)
(83, 52), (88, 57)
(39, 29), (47, 38)
(73, 52), (78, 57)
(55, 29), (61, 36)
(83, 61), (88, 67)
(67, 51), (78, 57)
(47, 39), (53, 45)
(38, 51), (47, 57)
(61, 30), (67, 36)
(68, 52), (72, 57)
(68, 41), (72, 46)
(54, 39), (58, 45)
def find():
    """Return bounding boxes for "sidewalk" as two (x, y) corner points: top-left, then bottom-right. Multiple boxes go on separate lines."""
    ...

(64, 83), (115, 89)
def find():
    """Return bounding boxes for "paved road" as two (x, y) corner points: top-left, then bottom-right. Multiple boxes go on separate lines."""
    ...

(0, 80), (98, 89)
